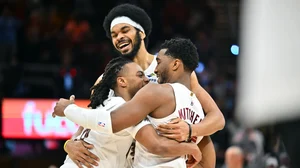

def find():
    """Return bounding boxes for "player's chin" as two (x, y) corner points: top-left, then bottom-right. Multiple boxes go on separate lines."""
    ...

(157, 78), (162, 84)
(119, 47), (132, 54)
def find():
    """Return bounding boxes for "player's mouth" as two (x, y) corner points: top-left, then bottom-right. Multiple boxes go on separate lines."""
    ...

(117, 42), (131, 53)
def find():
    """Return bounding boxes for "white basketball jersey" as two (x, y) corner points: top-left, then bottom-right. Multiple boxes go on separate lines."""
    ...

(144, 56), (158, 83)
(61, 97), (137, 168)
(132, 83), (205, 168)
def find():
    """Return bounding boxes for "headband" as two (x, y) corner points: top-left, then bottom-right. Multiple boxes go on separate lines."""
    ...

(110, 16), (145, 33)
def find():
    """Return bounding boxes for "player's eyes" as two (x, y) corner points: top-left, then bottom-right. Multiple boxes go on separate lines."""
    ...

(137, 73), (144, 78)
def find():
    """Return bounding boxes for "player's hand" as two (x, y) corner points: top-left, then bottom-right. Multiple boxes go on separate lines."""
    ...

(65, 139), (99, 168)
(186, 146), (202, 168)
(156, 118), (189, 142)
(52, 95), (75, 118)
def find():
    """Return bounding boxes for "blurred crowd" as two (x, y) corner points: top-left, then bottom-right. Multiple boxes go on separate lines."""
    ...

(0, 0), (290, 168)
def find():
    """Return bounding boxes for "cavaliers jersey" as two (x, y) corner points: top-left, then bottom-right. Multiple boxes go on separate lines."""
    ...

(61, 96), (149, 168)
(132, 83), (205, 168)
(144, 56), (158, 83)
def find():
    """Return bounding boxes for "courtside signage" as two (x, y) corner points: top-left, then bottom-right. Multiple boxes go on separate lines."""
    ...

(1, 98), (89, 139)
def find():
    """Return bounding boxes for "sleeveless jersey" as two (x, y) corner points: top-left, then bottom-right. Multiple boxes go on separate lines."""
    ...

(132, 83), (205, 168)
(61, 96), (148, 168)
(144, 55), (158, 83)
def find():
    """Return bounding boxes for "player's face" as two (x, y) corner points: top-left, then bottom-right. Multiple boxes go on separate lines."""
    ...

(123, 62), (149, 97)
(111, 23), (142, 60)
(154, 49), (173, 84)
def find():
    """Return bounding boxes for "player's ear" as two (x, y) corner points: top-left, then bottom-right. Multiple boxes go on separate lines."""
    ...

(172, 59), (181, 71)
(117, 77), (127, 87)
(139, 31), (146, 40)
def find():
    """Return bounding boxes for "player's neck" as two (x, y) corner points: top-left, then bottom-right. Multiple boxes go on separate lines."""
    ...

(171, 73), (191, 90)
(114, 90), (132, 102)
(133, 46), (154, 71)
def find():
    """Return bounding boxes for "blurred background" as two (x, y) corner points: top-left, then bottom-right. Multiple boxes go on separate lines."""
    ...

(0, 0), (291, 168)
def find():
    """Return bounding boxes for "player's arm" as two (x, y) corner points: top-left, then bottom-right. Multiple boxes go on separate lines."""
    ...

(64, 83), (163, 133)
(135, 124), (201, 158)
(64, 104), (110, 132)
(190, 71), (225, 136)
(64, 97), (126, 134)
(196, 136), (215, 168)
(110, 83), (165, 132)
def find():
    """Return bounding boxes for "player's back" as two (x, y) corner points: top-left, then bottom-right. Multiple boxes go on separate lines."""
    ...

(61, 96), (134, 168)
(132, 83), (205, 168)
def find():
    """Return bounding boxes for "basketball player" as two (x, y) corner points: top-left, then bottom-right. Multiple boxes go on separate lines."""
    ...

(59, 56), (202, 168)
(53, 38), (207, 167)
(63, 3), (224, 167)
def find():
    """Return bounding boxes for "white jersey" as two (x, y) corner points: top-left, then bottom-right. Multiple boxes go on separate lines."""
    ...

(132, 83), (205, 168)
(61, 96), (149, 168)
(144, 55), (158, 83)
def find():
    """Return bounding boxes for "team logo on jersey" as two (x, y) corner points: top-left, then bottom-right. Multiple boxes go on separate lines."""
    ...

(190, 92), (195, 106)
(147, 73), (156, 78)
(147, 73), (158, 83)
(98, 121), (106, 127)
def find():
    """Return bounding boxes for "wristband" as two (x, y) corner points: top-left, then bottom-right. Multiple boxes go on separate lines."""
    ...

(185, 121), (192, 142)
(64, 139), (71, 153)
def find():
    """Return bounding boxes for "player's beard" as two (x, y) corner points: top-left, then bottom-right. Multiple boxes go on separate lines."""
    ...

(119, 31), (142, 60)
(157, 68), (169, 84)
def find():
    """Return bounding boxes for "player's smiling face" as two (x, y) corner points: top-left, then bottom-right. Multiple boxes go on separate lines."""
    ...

(111, 23), (142, 60)
(121, 62), (149, 97)
(154, 49), (173, 84)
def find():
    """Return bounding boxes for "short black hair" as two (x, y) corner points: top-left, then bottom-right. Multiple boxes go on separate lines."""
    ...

(103, 3), (152, 47)
(88, 57), (132, 109)
(160, 38), (199, 72)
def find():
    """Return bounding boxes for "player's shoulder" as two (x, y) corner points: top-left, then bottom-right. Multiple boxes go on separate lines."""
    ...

(138, 83), (173, 98)
(142, 83), (172, 91)
(107, 96), (126, 104)
(103, 96), (126, 110)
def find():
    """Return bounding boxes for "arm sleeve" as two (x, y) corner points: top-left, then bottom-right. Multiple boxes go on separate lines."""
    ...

(64, 104), (113, 134)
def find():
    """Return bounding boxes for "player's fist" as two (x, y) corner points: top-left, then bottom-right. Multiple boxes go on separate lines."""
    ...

(52, 95), (75, 117)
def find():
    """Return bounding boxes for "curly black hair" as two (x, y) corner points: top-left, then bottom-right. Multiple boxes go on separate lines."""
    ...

(103, 3), (152, 47)
(160, 38), (199, 72)
(88, 57), (132, 109)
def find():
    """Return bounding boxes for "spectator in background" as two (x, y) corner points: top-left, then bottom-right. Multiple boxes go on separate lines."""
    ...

(264, 154), (279, 168)
(56, 48), (85, 98)
(279, 152), (290, 168)
(64, 12), (90, 45)
(222, 146), (245, 168)
(230, 126), (265, 168)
